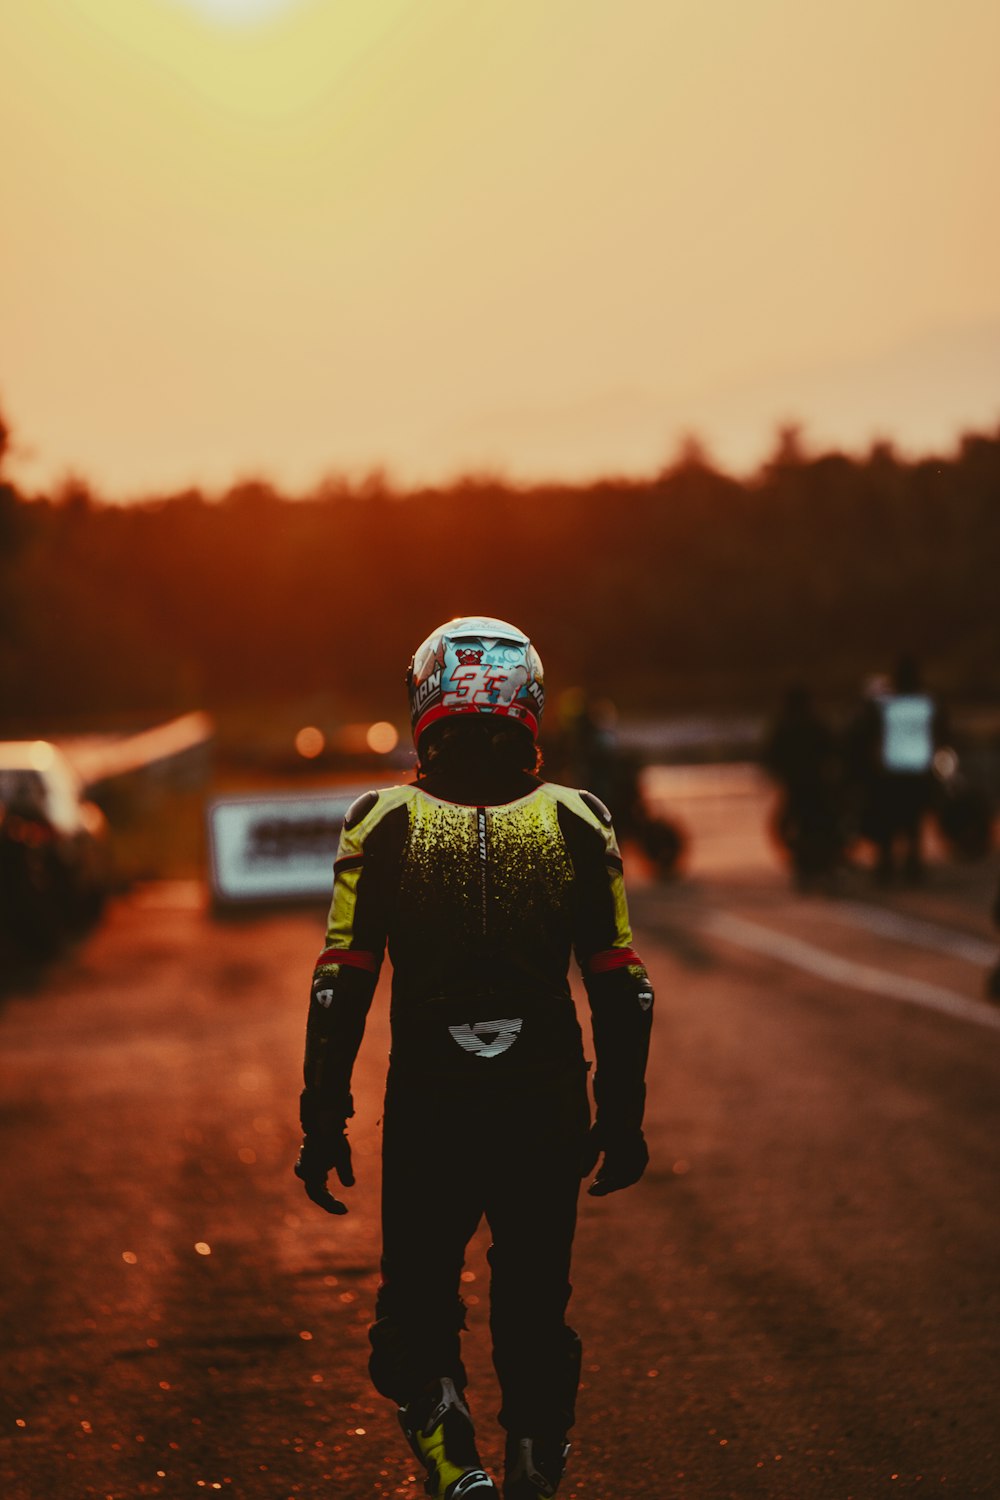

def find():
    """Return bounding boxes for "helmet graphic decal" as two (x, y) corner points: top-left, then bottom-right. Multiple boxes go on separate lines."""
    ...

(407, 616), (544, 748)
(447, 1018), (523, 1059)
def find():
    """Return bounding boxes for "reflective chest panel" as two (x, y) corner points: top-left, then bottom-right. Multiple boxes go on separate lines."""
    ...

(317, 780), (641, 1075)
(400, 787), (575, 943)
(879, 694), (934, 773)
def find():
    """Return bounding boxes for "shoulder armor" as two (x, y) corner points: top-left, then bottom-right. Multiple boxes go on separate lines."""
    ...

(344, 790), (380, 830)
(580, 789), (614, 826)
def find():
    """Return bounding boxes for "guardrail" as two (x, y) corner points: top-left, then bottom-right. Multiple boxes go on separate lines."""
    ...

(59, 712), (214, 790)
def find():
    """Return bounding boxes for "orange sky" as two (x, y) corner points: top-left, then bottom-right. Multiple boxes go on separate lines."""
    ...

(2, 0), (999, 498)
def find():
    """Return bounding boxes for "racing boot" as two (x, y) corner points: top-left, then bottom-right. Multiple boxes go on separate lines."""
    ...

(502, 1436), (570, 1499)
(399, 1376), (498, 1499)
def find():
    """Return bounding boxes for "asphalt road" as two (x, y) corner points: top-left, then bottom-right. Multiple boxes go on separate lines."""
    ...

(2, 772), (999, 1500)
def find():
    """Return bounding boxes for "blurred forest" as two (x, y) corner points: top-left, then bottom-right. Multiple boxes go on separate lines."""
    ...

(1, 410), (997, 735)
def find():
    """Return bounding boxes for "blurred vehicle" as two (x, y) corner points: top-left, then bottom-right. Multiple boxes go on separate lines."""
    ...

(0, 740), (110, 956)
(549, 691), (686, 878)
(930, 746), (994, 861)
(604, 754), (687, 878)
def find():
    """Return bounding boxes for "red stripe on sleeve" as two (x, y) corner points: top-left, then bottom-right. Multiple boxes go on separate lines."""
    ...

(315, 947), (377, 973)
(588, 947), (643, 974)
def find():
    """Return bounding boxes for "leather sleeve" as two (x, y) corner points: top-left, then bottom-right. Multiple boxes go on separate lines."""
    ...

(302, 792), (408, 1118)
(557, 792), (654, 1134)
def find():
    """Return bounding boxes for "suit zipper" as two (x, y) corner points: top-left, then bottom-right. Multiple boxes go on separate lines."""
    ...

(477, 806), (488, 937)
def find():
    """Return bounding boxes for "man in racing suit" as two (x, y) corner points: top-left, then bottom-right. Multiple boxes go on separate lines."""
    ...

(295, 617), (654, 1500)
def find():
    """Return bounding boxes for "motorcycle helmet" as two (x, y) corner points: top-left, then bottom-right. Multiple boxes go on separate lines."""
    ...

(407, 616), (544, 750)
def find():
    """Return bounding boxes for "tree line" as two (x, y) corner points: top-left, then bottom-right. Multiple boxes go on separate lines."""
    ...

(1, 413), (997, 733)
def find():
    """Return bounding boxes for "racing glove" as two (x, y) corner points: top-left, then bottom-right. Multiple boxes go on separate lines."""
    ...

(295, 1088), (355, 1215)
(581, 1120), (649, 1197)
(583, 961), (653, 1196)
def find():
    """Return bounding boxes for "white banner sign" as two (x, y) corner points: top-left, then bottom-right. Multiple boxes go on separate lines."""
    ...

(206, 786), (382, 905)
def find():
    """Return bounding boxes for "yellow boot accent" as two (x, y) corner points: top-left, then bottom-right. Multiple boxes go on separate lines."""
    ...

(412, 1420), (474, 1497)
(400, 1378), (496, 1498)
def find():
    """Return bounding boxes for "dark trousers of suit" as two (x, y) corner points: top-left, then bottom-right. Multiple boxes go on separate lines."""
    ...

(368, 1065), (589, 1439)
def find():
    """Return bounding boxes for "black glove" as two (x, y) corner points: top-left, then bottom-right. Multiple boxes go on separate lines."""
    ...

(296, 1090), (355, 1215)
(581, 1122), (649, 1197)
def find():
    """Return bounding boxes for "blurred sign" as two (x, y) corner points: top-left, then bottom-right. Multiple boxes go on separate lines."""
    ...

(206, 787), (377, 905)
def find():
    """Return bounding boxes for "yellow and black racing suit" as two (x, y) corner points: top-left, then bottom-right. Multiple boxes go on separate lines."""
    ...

(302, 771), (653, 1439)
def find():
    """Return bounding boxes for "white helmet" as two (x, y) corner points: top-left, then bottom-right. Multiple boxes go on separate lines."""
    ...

(406, 616), (545, 750)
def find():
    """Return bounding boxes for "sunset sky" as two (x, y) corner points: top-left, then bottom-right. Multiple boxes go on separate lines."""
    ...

(2, 0), (999, 499)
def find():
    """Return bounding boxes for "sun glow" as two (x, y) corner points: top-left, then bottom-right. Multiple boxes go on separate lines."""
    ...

(55, 0), (417, 125)
(3, 0), (1000, 498)
(166, 0), (306, 25)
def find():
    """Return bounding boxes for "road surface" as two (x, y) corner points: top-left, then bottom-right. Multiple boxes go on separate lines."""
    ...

(2, 768), (999, 1499)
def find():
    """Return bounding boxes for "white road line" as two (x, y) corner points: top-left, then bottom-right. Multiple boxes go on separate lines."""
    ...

(819, 901), (998, 966)
(703, 910), (1000, 1034)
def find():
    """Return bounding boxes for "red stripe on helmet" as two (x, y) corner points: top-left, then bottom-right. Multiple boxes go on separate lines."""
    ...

(588, 947), (643, 974)
(315, 947), (377, 972)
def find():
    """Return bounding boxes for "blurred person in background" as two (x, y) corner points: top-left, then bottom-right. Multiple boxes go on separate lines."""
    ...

(762, 683), (843, 889)
(841, 672), (891, 856)
(294, 617), (654, 1500)
(985, 873), (1000, 1001)
(855, 656), (947, 884)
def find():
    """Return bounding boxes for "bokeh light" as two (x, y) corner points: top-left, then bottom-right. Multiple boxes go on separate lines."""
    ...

(295, 726), (325, 759)
(933, 748), (959, 780)
(366, 722), (399, 755)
